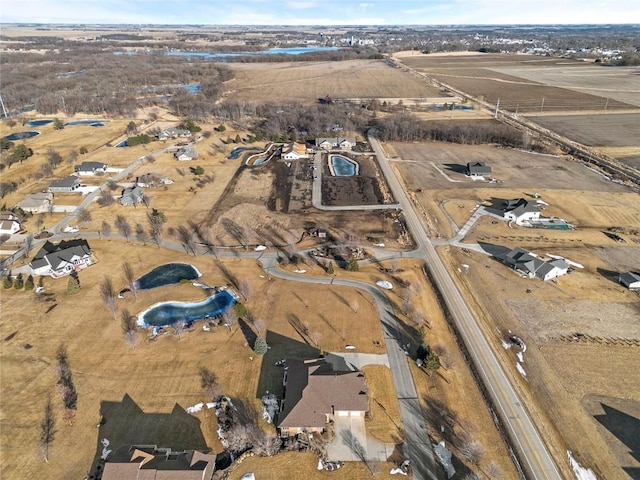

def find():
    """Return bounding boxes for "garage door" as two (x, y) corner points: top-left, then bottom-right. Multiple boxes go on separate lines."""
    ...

(337, 411), (349, 417)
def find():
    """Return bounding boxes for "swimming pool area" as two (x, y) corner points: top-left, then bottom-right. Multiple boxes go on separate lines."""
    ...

(27, 119), (53, 127)
(137, 290), (235, 327)
(329, 155), (360, 176)
(3, 131), (40, 141)
(135, 263), (202, 290)
(228, 147), (252, 160)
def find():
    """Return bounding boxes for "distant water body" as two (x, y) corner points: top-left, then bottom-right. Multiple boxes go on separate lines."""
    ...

(116, 46), (342, 59)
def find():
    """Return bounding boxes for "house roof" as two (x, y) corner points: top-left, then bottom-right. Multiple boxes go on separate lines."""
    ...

(16, 192), (52, 209)
(0, 220), (20, 232)
(102, 445), (215, 480)
(137, 173), (170, 185)
(282, 142), (307, 156)
(0, 212), (19, 222)
(175, 147), (198, 159)
(49, 176), (80, 188)
(315, 137), (356, 146)
(278, 358), (368, 429)
(536, 258), (569, 278)
(121, 186), (145, 205)
(467, 161), (491, 173)
(29, 239), (91, 271)
(75, 161), (107, 171)
(498, 247), (568, 279)
(619, 271), (640, 286)
(503, 198), (538, 218)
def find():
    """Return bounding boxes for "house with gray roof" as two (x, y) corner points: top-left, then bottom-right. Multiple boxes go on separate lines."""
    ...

(29, 239), (93, 277)
(497, 247), (568, 281)
(466, 161), (491, 177)
(0, 213), (21, 236)
(75, 161), (108, 176)
(136, 173), (173, 188)
(102, 445), (216, 480)
(503, 198), (540, 226)
(174, 147), (198, 161)
(314, 137), (357, 151)
(277, 358), (368, 437)
(48, 176), (81, 193)
(619, 272), (640, 291)
(158, 127), (191, 141)
(120, 186), (145, 206)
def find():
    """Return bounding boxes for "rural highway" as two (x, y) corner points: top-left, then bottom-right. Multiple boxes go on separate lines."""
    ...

(259, 254), (439, 480)
(368, 131), (562, 480)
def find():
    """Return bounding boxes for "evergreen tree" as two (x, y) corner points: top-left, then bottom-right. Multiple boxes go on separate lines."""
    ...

(67, 275), (80, 295)
(25, 274), (35, 290)
(345, 258), (359, 272)
(13, 273), (24, 289)
(53, 118), (64, 130)
(254, 337), (268, 355)
(326, 262), (335, 274)
(3, 273), (13, 289)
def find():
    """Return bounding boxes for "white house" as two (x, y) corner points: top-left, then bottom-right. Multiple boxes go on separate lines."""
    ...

(314, 137), (356, 151)
(158, 128), (191, 140)
(29, 239), (94, 278)
(503, 198), (540, 225)
(16, 192), (53, 214)
(75, 161), (108, 176)
(0, 213), (21, 236)
(498, 247), (569, 281)
(48, 176), (81, 193)
(174, 147), (198, 161)
(535, 258), (569, 281)
(120, 186), (145, 206)
(619, 272), (640, 291)
(281, 142), (308, 160)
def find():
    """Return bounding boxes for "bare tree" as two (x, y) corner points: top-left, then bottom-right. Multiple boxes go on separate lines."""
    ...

(39, 396), (56, 462)
(309, 330), (322, 348)
(199, 367), (222, 401)
(239, 279), (251, 300)
(76, 208), (91, 224)
(97, 189), (115, 207)
(460, 440), (484, 466)
(135, 223), (148, 245)
(101, 221), (111, 239)
(253, 318), (266, 335)
(100, 276), (118, 319)
(55, 344), (77, 424)
(122, 262), (137, 299)
(174, 225), (197, 255)
(147, 210), (164, 247)
(487, 461), (504, 479)
(23, 234), (34, 259)
(221, 307), (238, 331)
(252, 432), (281, 457)
(121, 308), (138, 348)
(115, 215), (132, 242)
(172, 320), (186, 340)
(225, 423), (259, 453)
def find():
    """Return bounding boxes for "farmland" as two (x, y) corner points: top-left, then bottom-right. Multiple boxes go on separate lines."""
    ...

(226, 60), (442, 104)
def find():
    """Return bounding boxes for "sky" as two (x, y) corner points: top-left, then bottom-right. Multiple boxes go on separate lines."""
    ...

(2, 0), (639, 25)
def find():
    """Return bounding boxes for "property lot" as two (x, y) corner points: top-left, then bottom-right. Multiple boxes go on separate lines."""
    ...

(227, 60), (442, 104)
(389, 141), (627, 192)
(527, 113), (640, 148)
(321, 154), (388, 206)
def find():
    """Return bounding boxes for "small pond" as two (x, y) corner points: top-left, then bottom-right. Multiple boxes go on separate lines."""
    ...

(329, 155), (359, 176)
(135, 263), (202, 290)
(115, 139), (128, 147)
(3, 131), (40, 141)
(138, 290), (235, 327)
(66, 119), (107, 127)
(27, 119), (53, 127)
(253, 157), (268, 165)
(228, 147), (256, 160)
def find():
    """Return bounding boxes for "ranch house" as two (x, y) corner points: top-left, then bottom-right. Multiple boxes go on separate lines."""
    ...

(277, 358), (368, 437)
(281, 142), (308, 160)
(174, 147), (198, 161)
(466, 161), (491, 177)
(48, 176), (81, 193)
(16, 192), (53, 214)
(503, 198), (540, 225)
(0, 213), (21, 236)
(75, 161), (108, 176)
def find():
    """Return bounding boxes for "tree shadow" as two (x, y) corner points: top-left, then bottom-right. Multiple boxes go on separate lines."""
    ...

(255, 330), (319, 402)
(238, 318), (257, 349)
(88, 394), (209, 479)
(484, 197), (511, 216)
(477, 241), (511, 259)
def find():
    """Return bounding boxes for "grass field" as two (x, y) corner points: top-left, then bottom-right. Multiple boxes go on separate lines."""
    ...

(226, 60), (442, 104)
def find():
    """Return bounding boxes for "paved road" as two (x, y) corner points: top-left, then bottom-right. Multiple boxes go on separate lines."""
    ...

(259, 255), (439, 480)
(369, 131), (562, 480)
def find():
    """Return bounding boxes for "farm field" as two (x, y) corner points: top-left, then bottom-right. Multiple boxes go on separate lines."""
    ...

(226, 60), (442, 104)
(398, 53), (639, 112)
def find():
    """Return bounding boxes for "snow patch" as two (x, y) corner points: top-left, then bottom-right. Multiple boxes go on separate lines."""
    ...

(501, 339), (512, 349)
(433, 441), (456, 478)
(517, 352), (524, 363)
(262, 393), (279, 424)
(101, 438), (112, 460)
(516, 363), (527, 378)
(185, 402), (216, 414)
(568, 451), (597, 480)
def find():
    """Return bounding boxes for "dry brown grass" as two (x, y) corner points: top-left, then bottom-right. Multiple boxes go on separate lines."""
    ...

(226, 60), (442, 104)
(362, 365), (403, 444)
(227, 451), (399, 480)
(0, 239), (395, 480)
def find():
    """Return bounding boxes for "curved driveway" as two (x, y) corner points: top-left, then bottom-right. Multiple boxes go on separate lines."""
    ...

(368, 131), (562, 480)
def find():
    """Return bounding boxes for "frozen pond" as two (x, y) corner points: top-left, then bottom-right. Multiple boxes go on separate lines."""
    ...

(138, 290), (235, 327)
